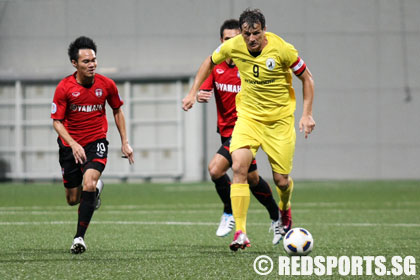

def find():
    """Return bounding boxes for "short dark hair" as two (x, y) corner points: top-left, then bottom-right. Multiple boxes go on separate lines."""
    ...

(220, 19), (240, 39)
(67, 36), (97, 62)
(239, 8), (266, 30)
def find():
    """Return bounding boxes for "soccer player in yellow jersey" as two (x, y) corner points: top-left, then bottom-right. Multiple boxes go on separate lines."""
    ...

(182, 8), (315, 251)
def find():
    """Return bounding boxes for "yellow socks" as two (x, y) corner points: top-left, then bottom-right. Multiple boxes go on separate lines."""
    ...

(230, 183), (250, 233)
(276, 177), (294, 211)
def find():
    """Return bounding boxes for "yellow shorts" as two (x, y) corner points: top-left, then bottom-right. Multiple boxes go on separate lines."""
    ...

(230, 115), (296, 174)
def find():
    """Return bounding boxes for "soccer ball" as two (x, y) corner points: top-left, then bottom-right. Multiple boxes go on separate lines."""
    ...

(283, 227), (314, 256)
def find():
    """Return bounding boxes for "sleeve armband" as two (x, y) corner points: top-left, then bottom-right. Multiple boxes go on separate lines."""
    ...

(290, 57), (306, 76)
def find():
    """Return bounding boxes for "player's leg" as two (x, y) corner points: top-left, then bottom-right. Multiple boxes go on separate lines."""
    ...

(208, 150), (234, 237)
(71, 139), (108, 254)
(67, 179), (87, 254)
(58, 138), (88, 254)
(66, 175), (89, 254)
(274, 173), (293, 232)
(71, 168), (101, 254)
(65, 186), (82, 206)
(228, 117), (262, 250)
(62, 164), (82, 206)
(66, 170), (104, 210)
(229, 147), (253, 250)
(247, 164), (279, 222)
(58, 137), (83, 206)
(209, 144), (232, 214)
(263, 115), (296, 237)
(248, 167), (283, 245)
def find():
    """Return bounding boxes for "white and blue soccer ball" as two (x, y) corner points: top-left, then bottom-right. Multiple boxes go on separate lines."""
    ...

(283, 227), (314, 256)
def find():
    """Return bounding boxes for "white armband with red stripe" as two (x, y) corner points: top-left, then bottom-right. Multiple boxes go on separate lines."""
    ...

(290, 57), (306, 76)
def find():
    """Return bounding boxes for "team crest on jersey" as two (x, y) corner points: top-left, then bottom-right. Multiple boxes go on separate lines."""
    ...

(95, 88), (103, 97)
(266, 58), (276, 70)
(216, 69), (224, 74)
(72, 92), (80, 97)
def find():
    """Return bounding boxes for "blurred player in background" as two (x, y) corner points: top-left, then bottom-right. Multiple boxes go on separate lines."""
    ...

(197, 19), (282, 244)
(183, 9), (315, 251)
(51, 36), (134, 254)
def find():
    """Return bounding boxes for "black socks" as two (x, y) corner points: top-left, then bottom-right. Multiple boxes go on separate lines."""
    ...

(75, 191), (96, 238)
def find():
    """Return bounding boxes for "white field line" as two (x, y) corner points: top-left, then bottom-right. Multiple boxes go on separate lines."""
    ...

(0, 220), (420, 228)
(0, 209), (312, 215)
(0, 207), (417, 215)
(0, 201), (418, 211)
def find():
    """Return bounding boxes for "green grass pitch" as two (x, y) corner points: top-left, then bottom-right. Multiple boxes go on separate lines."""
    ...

(0, 180), (419, 279)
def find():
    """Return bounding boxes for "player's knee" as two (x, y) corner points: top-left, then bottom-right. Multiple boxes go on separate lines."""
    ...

(232, 164), (248, 184)
(83, 180), (97, 192)
(231, 162), (248, 179)
(208, 163), (224, 180)
(274, 175), (289, 190)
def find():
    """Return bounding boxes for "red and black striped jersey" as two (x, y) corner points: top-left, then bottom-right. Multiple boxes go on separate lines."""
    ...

(51, 72), (123, 147)
(200, 61), (240, 137)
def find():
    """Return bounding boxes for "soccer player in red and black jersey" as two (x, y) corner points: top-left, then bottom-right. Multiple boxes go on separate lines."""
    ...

(197, 19), (282, 244)
(51, 36), (134, 254)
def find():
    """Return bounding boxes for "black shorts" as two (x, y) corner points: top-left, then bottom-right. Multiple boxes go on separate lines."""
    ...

(217, 136), (257, 173)
(58, 138), (108, 188)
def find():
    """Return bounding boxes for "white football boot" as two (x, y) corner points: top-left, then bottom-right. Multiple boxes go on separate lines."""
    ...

(70, 237), (86, 254)
(229, 230), (251, 251)
(270, 219), (285, 245)
(216, 213), (235, 237)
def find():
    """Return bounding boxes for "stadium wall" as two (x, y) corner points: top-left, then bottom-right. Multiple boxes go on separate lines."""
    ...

(0, 0), (419, 180)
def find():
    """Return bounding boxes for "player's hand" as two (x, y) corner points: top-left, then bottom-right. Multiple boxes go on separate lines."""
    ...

(197, 90), (213, 103)
(122, 143), (134, 165)
(299, 115), (316, 139)
(70, 142), (87, 164)
(182, 94), (196, 111)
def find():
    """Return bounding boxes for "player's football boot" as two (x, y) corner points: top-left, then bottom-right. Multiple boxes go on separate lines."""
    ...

(216, 213), (235, 237)
(95, 179), (104, 210)
(280, 207), (292, 233)
(270, 219), (285, 245)
(70, 237), (86, 254)
(229, 230), (250, 251)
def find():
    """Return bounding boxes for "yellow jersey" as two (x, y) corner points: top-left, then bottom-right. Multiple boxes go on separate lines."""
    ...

(211, 32), (302, 122)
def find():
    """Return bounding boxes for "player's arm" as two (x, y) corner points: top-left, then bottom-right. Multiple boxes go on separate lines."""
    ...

(112, 107), (134, 164)
(296, 67), (315, 139)
(52, 119), (87, 164)
(197, 71), (215, 103)
(182, 56), (215, 111)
